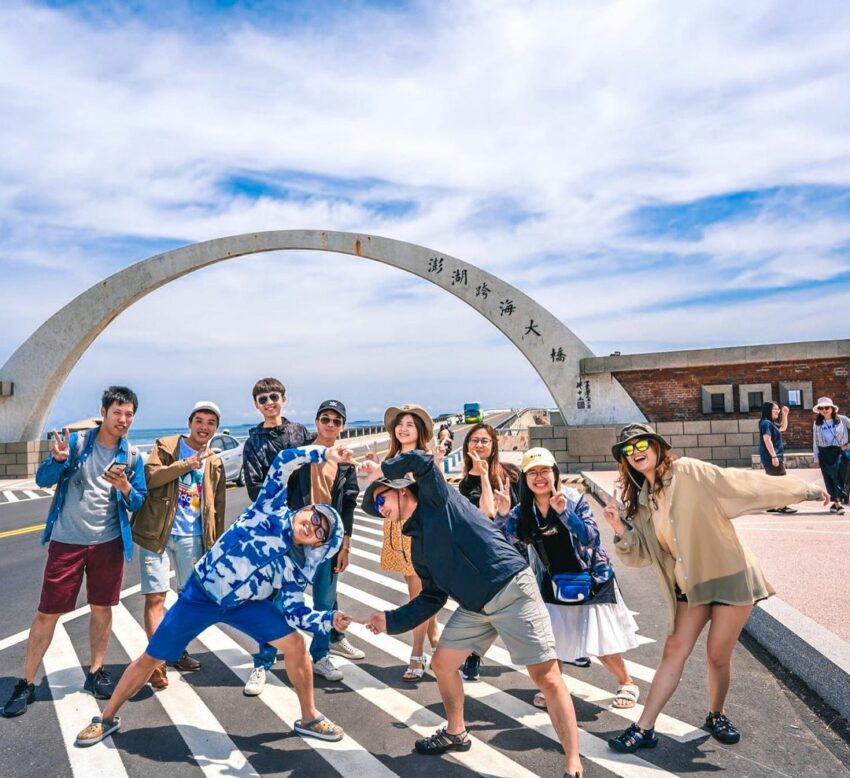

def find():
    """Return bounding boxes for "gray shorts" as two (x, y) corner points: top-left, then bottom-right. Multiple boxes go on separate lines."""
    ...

(439, 568), (558, 667)
(139, 534), (203, 594)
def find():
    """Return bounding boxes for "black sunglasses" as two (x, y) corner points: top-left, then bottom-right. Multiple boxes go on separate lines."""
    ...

(256, 392), (282, 406)
(318, 415), (343, 427)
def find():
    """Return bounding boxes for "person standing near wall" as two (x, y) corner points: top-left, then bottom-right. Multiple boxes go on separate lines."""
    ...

(812, 397), (850, 514)
(759, 402), (796, 514)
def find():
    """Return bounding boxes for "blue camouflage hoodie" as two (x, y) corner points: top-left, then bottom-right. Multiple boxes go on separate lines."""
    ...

(194, 446), (343, 634)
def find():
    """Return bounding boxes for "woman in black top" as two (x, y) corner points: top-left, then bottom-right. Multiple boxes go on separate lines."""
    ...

(456, 423), (520, 681)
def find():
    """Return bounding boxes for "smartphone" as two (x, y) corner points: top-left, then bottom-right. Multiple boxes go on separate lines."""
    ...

(104, 461), (127, 477)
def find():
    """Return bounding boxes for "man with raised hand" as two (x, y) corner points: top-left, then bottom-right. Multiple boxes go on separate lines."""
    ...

(2, 386), (146, 718)
(131, 401), (227, 689)
(74, 444), (358, 748)
(359, 450), (583, 778)
(246, 399), (363, 695)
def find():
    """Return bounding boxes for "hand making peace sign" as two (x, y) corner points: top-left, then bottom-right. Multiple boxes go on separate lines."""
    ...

(50, 428), (71, 462)
(601, 489), (627, 535)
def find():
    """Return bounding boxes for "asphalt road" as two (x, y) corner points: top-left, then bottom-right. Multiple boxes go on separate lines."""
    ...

(1, 413), (848, 777)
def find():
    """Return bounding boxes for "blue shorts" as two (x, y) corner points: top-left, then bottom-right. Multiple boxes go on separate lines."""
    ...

(146, 575), (295, 662)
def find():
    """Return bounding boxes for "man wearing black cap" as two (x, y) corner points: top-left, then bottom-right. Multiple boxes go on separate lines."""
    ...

(245, 400), (363, 695)
(358, 450), (583, 778)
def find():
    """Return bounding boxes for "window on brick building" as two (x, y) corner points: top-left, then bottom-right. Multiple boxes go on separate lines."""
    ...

(710, 393), (726, 412)
(787, 389), (802, 408)
(701, 384), (733, 414)
(747, 391), (764, 409)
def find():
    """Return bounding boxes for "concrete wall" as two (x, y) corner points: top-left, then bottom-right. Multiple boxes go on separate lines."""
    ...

(0, 440), (50, 479)
(529, 418), (762, 471)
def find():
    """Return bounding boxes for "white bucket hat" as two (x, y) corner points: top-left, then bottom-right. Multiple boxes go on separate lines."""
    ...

(813, 396), (839, 413)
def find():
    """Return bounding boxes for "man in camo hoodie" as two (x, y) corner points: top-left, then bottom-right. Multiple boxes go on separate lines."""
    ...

(74, 445), (356, 748)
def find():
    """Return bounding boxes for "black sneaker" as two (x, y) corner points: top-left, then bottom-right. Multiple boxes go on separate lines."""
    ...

(609, 723), (659, 753)
(2, 679), (35, 717)
(414, 727), (472, 755)
(460, 653), (481, 681)
(705, 711), (741, 744)
(84, 667), (115, 700)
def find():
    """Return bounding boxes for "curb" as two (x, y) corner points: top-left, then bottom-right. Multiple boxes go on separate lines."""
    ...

(581, 471), (850, 724)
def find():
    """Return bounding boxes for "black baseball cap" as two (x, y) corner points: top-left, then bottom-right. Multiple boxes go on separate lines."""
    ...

(361, 477), (416, 517)
(316, 399), (346, 421)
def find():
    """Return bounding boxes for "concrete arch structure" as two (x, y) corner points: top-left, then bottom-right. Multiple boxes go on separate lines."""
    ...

(0, 230), (643, 442)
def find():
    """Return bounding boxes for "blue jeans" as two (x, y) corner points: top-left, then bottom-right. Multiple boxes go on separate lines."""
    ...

(252, 557), (342, 669)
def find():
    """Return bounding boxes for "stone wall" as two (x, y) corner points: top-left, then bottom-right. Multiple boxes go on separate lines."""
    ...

(0, 440), (50, 479)
(529, 418), (762, 471)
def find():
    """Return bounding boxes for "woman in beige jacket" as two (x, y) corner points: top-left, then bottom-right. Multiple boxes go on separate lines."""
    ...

(602, 423), (827, 755)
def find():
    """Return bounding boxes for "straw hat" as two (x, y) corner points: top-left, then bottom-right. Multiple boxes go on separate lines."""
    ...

(383, 404), (434, 439)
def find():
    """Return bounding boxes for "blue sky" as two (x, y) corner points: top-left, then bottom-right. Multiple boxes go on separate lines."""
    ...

(1, 1), (849, 430)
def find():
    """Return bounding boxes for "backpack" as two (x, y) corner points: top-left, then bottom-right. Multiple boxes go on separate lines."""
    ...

(72, 429), (140, 476)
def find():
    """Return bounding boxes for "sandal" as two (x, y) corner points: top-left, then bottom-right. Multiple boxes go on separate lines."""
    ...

(294, 714), (344, 742)
(75, 716), (121, 747)
(402, 655), (428, 682)
(612, 683), (640, 709)
(533, 692), (547, 709)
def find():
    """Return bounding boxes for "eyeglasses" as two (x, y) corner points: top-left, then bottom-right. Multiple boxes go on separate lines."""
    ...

(621, 438), (651, 458)
(318, 415), (343, 427)
(310, 509), (329, 543)
(373, 493), (387, 514)
(468, 437), (492, 446)
(256, 392), (282, 405)
(527, 467), (552, 480)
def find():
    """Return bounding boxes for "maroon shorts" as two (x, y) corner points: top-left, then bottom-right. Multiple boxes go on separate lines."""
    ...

(38, 537), (125, 614)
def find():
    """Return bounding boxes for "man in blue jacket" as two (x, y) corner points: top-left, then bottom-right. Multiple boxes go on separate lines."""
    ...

(2, 386), (147, 718)
(360, 450), (583, 778)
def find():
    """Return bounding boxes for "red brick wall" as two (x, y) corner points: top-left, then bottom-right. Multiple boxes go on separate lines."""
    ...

(614, 357), (850, 450)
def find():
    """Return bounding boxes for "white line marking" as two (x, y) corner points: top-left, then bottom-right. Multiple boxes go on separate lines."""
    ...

(350, 535), (383, 550)
(353, 525), (384, 539)
(110, 603), (259, 777)
(22, 490), (44, 500)
(2, 490), (20, 502)
(336, 581), (695, 741)
(166, 593), (400, 778)
(42, 624), (129, 777)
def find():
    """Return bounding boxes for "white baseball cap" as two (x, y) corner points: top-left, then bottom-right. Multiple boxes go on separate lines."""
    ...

(189, 401), (221, 423)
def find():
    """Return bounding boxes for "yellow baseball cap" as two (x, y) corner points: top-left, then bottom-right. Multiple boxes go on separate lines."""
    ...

(520, 447), (557, 472)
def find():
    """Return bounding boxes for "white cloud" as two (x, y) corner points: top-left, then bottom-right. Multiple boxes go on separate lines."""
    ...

(1, 0), (849, 428)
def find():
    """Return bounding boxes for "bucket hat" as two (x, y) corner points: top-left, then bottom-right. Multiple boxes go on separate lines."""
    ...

(361, 477), (416, 517)
(612, 423), (671, 462)
(383, 404), (434, 439)
(813, 397), (839, 413)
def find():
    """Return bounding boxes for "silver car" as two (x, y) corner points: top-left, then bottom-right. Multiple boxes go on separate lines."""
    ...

(210, 433), (245, 486)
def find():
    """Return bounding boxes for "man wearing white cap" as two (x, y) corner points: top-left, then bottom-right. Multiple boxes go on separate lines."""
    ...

(131, 401), (227, 687)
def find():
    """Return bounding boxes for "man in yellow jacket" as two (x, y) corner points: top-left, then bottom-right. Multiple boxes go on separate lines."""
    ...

(131, 401), (226, 689)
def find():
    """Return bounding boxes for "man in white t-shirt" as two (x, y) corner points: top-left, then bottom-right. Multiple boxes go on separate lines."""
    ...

(131, 401), (226, 688)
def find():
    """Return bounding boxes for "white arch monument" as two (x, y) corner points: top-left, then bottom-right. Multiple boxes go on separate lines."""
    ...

(0, 230), (643, 443)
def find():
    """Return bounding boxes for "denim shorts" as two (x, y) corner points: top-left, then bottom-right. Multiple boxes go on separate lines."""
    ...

(139, 534), (203, 594)
(146, 575), (295, 662)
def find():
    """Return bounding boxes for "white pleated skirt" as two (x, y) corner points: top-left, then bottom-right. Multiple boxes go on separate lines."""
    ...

(546, 581), (640, 661)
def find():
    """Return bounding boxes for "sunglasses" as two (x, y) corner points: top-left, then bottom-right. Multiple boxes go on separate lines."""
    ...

(468, 437), (492, 446)
(310, 509), (329, 543)
(373, 492), (388, 514)
(318, 415), (343, 427)
(621, 438), (651, 458)
(256, 392), (282, 406)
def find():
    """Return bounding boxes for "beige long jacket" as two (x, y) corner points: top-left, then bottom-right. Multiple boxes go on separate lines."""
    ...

(131, 435), (226, 554)
(613, 457), (822, 634)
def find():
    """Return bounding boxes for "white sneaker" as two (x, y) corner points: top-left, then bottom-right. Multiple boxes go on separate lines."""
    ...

(329, 637), (365, 660)
(243, 666), (266, 696)
(313, 656), (344, 681)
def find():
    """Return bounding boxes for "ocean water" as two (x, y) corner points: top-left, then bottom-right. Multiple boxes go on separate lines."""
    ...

(127, 420), (383, 447)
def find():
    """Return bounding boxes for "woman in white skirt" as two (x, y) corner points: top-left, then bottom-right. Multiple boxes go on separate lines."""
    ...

(495, 447), (640, 709)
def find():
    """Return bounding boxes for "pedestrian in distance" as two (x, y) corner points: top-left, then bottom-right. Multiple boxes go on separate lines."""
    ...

(811, 397), (850, 514)
(74, 444), (359, 747)
(359, 449), (584, 778)
(495, 447), (640, 710)
(131, 401), (227, 690)
(759, 402), (796, 514)
(371, 404), (441, 681)
(2, 387), (146, 718)
(456, 422), (520, 681)
(603, 423), (828, 754)
(247, 400), (364, 695)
